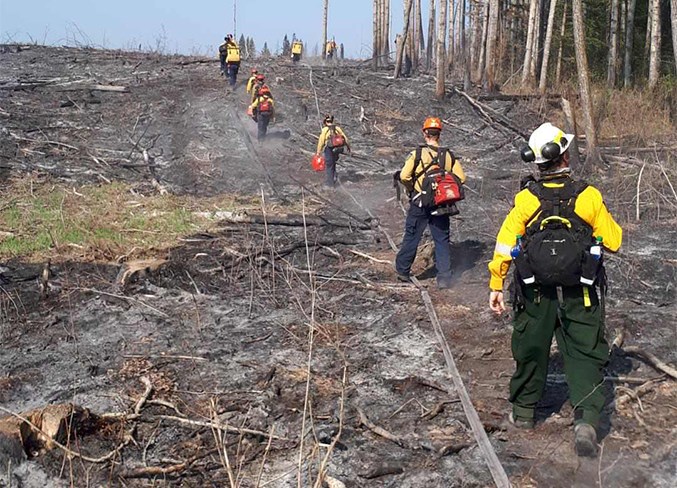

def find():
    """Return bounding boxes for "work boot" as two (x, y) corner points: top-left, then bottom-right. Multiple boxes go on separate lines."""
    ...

(437, 277), (453, 289)
(574, 423), (598, 457)
(396, 273), (411, 283)
(504, 412), (534, 430)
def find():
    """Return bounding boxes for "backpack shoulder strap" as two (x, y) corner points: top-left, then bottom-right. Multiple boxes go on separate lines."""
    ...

(413, 145), (442, 181)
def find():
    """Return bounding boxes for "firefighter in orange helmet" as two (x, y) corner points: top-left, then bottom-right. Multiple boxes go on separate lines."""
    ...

(395, 117), (466, 289)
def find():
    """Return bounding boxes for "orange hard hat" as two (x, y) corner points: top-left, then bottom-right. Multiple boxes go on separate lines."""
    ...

(259, 85), (271, 95)
(422, 117), (442, 131)
(256, 74), (265, 81)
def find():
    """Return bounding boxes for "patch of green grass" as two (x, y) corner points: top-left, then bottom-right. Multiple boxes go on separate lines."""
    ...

(0, 177), (260, 261)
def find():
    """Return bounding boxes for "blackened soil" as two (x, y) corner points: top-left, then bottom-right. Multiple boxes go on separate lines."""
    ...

(1, 46), (675, 487)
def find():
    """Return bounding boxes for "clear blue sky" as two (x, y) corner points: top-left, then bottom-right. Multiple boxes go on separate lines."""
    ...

(0, 0), (422, 58)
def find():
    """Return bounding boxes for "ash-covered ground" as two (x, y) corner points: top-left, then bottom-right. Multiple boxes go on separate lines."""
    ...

(0, 46), (675, 487)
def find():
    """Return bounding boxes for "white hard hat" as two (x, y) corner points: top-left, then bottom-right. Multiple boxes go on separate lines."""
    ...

(521, 123), (574, 165)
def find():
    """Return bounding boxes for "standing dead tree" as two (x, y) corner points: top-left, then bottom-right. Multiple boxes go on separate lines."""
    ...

(623, 0), (637, 87)
(538, 0), (558, 94)
(322, 0), (329, 60)
(572, 0), (599, 165)
(436, 0), (449, 99)
(672, 0), (677, 73)
(648, 0), (661, 89)
(607, 0), (620, 87)
(521, 0), (539, 87)
(484, 0), (500, 92)
(426, 0), (436, 71)
(394, 0), (414, 78)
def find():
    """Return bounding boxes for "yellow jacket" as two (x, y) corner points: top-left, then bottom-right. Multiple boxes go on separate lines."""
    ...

(251, 95), (275, 116)
(488, 178), (623, 291)
(246, 76), (257, 94)
(399, 143), (466, 193)
(316, 125), (349, 154)
(292, 42), (303, 55)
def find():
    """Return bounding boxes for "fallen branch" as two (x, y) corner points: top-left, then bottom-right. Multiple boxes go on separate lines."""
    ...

(413, 278), (511, 488)
(156, 414), (288, 441)
(616, 378), (665, 407)
(357, 408), (409, 449)
(347, 249), (392, 264)
(623, 346), (677, 380)
(452, 87), (528, 138)
(77, 287), (170, 318)
(207, 210), (371, 230)
(57, 84), (129, 93)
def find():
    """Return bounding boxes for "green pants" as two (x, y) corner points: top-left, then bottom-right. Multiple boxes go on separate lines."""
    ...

(510, 285), (609, 427)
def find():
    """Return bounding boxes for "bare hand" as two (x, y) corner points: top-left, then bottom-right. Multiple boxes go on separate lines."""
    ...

(489, 291), (506, 315)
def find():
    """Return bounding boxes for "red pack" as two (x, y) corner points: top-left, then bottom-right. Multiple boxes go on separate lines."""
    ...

(258, 99), (272, 113)
(432, 172), (464, 206)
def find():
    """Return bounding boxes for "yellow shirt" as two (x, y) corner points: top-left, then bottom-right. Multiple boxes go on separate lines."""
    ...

(488, 179), (623, 291)
(246, 76), (257, 94)
(251, 95), (275, 115)
(292, 42), (303, 55)
(316, 125), (349, 154)
(399, 144), (466, 193)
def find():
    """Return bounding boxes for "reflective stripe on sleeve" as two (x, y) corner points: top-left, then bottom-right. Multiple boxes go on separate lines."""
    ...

(494, 242), (512, 256)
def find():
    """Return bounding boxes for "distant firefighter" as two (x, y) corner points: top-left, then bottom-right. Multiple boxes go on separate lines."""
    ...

(219, 34), (241, 87)
(291, 40), (303, 63)
(325, 39), (337, 60)
(249, 85), (275, 141)
(315, 115), (350, 188)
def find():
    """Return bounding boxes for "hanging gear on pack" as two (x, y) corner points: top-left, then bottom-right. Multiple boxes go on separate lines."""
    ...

(258, 97), (272, 113)
(327, 125), (346, 151)
(513, 178), (604, 288)
(409, 146), (464, 215)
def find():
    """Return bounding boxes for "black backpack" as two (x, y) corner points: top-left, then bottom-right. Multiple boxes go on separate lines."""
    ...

(411, 146), (464, 210)
(521, 178), (593, 287)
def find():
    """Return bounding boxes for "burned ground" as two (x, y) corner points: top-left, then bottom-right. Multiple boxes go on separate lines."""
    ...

(0, 46), (675, 487)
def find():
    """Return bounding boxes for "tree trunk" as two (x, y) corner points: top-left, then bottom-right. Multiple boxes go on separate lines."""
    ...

(416, 0), (424, 60)
(623, 0), (636, 87)
(427, 0), (436, 71)
(464, 0), (472, 90)
(448, 0), (456, 70)
(384, 0), (391, 62)
(394, 0), (414, 78)
(539, 0), (558, 93)
(322, 0), (329, 60)
(522, 0), (539, 86)
(436, 0), (449, 99)
(408, 1), (416, 71)
(672, 0), (677, 74)
(644, 0), (653, 64)
(607, 0), (620, 87)
(530, 0), (542, 80)
(373, 0), (379, 69)
(670, 0), (677, 72)
(648, 0), (661, 89)
(485, 0), (500, 91)
(555, 0), (567, 85)
(571, 0), (599, 164)
(476, 1), (489, 82)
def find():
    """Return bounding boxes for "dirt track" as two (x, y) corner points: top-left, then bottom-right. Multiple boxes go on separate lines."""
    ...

(1, 46), (675, 487)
